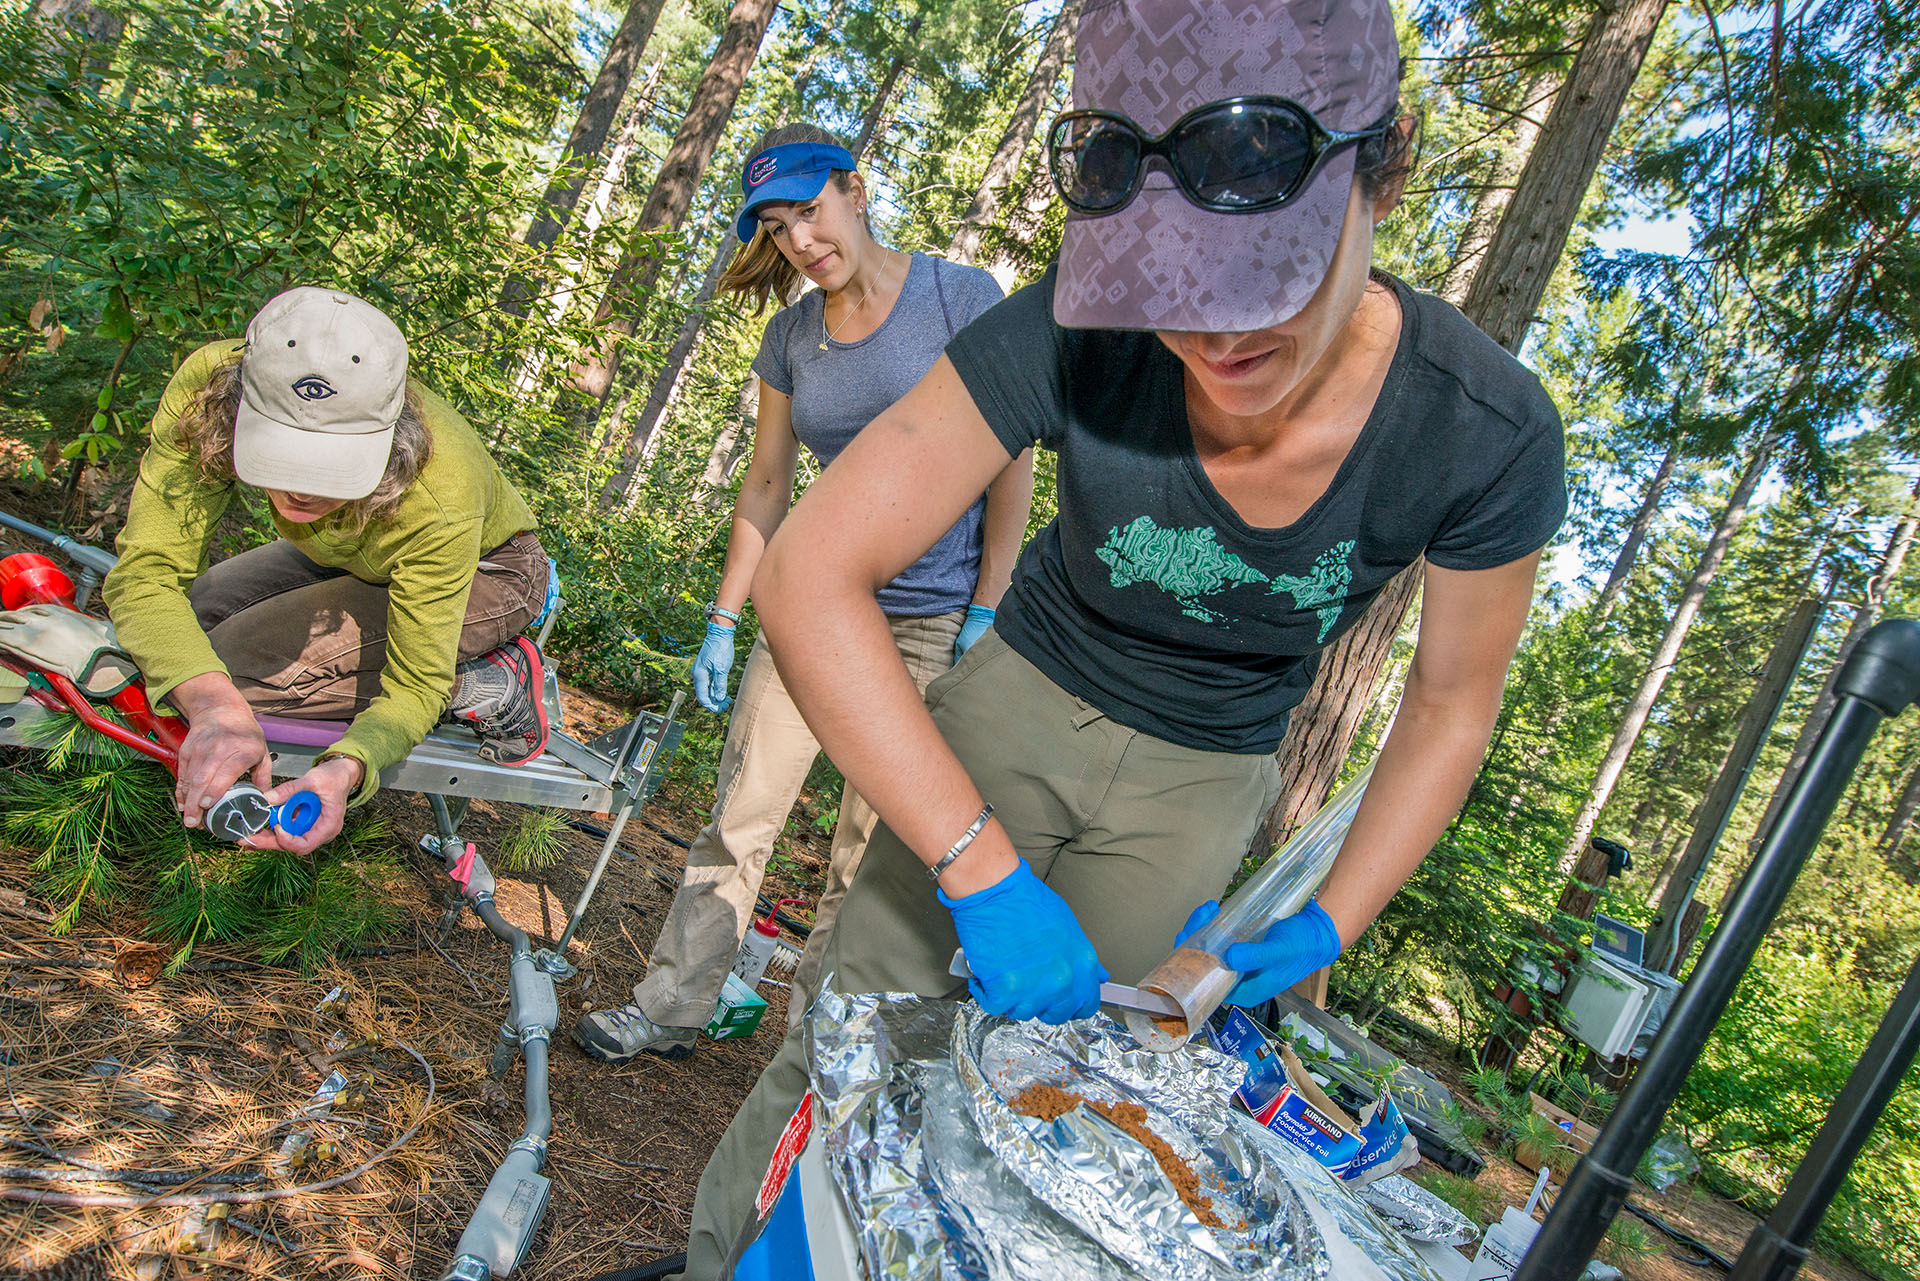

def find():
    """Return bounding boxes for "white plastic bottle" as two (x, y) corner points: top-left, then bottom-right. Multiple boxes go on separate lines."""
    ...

(732, 910), (782, 986)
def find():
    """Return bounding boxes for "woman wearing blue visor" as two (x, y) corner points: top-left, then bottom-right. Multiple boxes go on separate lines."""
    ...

(667, 0), (1566, 1273)
(573, 125), (1029, 1066)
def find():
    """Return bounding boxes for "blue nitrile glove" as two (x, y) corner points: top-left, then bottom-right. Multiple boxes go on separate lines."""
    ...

(693, 621), (736, 712)
(941, 859), (1108, 1024)
(954, 604), (996, 664)
(1176, 898), (1343, 1009)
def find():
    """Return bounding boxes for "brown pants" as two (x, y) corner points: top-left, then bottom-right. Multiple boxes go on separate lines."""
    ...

(188, 531), (548, 718)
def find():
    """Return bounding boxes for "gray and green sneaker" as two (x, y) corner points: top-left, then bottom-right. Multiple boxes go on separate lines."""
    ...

(571, 1003), (697, 1064)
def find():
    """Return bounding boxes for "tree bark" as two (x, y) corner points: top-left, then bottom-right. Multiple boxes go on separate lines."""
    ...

(1254, 0), (1671, 853)
(569, 0), (783, 416)
(693, 376), (761, 509)
(1557, 419), (1785, 875)
(528, 0), (671, 254)
(948, 0), (1080, 267)
(1592, 435), (1681, 625)
(31, 0), (124, 85)
(1747, 470), (1920, 857)
(1435, 67), (1558, 307)
(1877, 750), (1920, 858)
(851, 19), (921, 162)
(600, 236), (737, 504)
(1643, 594), (1824, 970)
(1460, 0), (1671, 353)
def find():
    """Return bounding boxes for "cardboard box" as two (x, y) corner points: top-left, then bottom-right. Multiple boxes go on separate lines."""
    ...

(1512, 1092), (1601, 1181)
(705, 972), (767, 1041)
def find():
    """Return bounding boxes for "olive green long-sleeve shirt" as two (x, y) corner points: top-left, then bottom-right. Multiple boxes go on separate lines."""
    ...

(102, 340), (537, 801)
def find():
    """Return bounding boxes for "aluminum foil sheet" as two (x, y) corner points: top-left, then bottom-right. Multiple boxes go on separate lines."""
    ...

(807, 990), (1454, 1281)
(954, 1006), (1323, 1281)
(1360, 1177), (1478, 1246)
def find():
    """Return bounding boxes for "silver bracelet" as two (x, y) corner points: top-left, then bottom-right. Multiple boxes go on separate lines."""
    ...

(927, 803), (994, 884)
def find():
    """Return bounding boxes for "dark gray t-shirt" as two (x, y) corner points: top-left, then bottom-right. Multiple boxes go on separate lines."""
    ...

(754, 251), (1005, 616)
(944, 264), (1566, 754)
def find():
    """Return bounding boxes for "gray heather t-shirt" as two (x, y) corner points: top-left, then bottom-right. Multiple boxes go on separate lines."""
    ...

(753, 251), (1005, 616)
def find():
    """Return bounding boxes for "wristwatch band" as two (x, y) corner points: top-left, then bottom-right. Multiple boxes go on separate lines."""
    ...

(704, 601), (743, 625)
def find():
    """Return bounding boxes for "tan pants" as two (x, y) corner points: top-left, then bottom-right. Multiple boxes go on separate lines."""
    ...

(633, 610), (963, 1030)
(188, 531), (549, 717)
(677, 628), (1281, 1278)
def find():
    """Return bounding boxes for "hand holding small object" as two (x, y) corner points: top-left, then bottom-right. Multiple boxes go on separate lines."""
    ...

(942, 859), (1108, 1024)
(1176, 898), (1343, 1010)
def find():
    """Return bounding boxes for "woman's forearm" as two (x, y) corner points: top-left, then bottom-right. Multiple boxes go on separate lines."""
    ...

(972, 448), (1034, 608)
(1310, 690), (1495, 944)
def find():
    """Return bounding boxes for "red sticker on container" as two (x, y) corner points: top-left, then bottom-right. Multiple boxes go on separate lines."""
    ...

(754, 1090), (814, 1220)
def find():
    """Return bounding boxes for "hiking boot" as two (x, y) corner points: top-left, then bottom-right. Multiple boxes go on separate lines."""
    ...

(447, 636), (550, 765)
(571, 1004), (697, 1064)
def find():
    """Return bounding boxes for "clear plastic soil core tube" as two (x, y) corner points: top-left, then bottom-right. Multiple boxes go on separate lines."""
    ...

(1126, 762), (1375, 1052)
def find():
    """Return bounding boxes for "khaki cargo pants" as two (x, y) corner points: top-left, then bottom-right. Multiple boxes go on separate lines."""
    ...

(632, 610), (964, 1032)
(676, 627), (1281, 1279)
(188, 531), (549, 716)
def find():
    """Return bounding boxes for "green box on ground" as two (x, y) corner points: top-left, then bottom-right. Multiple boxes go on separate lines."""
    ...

(705, 972), (767, 1041)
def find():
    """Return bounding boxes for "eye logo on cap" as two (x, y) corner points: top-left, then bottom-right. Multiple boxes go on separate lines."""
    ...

(292, 376), (338, 401)
(747, 155), (779, 186)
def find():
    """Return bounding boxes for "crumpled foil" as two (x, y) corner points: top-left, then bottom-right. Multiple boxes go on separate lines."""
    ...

(1360, 1176), (1479, 1246)
(807, 990), (1451, 1281)
(954, 1005), (1322, 1281)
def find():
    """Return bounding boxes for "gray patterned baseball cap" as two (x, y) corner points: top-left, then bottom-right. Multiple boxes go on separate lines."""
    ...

(1054, 0), (1401, 332)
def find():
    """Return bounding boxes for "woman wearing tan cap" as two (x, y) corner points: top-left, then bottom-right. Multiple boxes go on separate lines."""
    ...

(103, 288), (552, 854)
(671, 0), (1566, 1271)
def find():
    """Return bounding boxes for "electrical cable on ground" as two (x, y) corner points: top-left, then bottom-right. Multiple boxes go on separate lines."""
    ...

(0, 1037), (436, 1208)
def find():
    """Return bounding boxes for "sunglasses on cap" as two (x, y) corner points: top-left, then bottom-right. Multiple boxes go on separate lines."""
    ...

(1047, 96), (1395, 217)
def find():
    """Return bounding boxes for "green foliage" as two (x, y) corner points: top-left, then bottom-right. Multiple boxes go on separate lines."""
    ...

(499, 807), (571, 874)
(0, 734), (400, 969)
(1410, 1168), (1501, 1229)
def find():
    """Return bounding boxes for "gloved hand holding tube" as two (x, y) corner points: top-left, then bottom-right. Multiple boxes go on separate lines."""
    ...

(941, 859), (1108, 1024)
(692, 620), (736, 712)
(1127, 762), (1375, 1051)
(1174, 897), (1343, 1010)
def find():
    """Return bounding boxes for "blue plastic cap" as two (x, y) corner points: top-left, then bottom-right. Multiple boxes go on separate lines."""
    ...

(271, 790), (323, 838)
(733, 141), (856, 242)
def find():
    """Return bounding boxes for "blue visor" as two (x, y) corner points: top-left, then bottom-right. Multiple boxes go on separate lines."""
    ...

(734, 141), (857, 242)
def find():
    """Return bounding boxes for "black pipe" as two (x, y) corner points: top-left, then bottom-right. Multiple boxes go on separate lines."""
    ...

(1517, 619), (1920, 1279)
(1726, 948), (1920, 1281)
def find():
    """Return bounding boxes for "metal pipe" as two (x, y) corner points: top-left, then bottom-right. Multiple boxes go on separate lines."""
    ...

(1726, 950), (1920, 1281)
(1518, 619), (1920, 1279)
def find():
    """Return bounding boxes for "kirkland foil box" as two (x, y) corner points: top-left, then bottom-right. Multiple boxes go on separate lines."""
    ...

(705, 972), (768, 1041)
(1211, 1006), (1419, 1186)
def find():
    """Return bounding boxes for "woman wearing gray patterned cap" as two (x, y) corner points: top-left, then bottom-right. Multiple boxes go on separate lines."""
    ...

(675, 0), (1565, 1272)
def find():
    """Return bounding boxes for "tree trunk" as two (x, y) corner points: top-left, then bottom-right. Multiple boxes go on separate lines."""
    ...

(501, 0), (672, 319)
(569, 0), (783, 414)
(31, 0), (124, 84)
(1460, 0), (1671, 353)
(693, 376), (761, 509)
(1877, 751), (1920, 857)
(948, 0), (1080, 267)
(600, 237), (737, 504)
(851, 20), (921, 162)
(1557, 420), (1785, 874)
(1435, 67), (1558, 306)
(1643, 594), (1824, 970)
(1592, 435), (1681, 625)
(1254, 0), (1671, 853)
(1747, 470), (1920, 857)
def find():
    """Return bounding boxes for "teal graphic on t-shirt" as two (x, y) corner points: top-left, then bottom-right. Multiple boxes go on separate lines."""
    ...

(1095, 515), (1354, 639)
(1268, 541), (1355, 640)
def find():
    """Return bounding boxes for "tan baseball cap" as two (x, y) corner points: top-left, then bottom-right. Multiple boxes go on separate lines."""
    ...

(233, 287), (408, 500)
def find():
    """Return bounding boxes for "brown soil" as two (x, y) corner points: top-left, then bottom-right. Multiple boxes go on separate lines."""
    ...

(1008, 1083), (1228, 1230)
